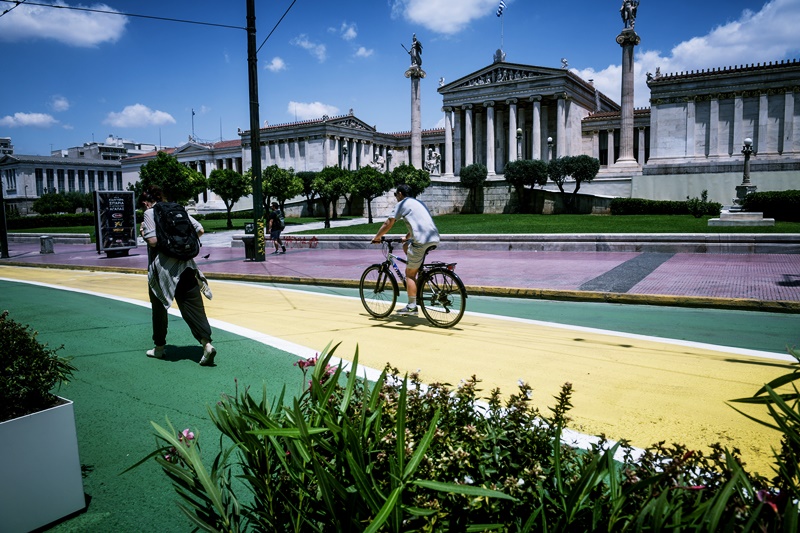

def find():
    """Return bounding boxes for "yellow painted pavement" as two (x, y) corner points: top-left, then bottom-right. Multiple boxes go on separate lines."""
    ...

(1, 265), (788, 474)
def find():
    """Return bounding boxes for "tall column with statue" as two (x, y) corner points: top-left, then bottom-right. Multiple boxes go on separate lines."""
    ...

(404, 34), (426, 169)
(616, 0), (641, 168)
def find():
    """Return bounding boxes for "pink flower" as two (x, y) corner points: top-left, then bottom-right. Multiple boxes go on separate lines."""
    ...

(756, 490), (779, 513)
(180, 429), (195, 442)
(294, 354), (320, 369)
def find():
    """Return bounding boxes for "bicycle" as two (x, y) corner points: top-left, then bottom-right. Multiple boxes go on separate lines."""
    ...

(359, 237), (467, 328)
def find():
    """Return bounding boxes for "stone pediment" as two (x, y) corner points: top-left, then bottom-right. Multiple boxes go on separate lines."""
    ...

(173, 142), (210, 155)
(326, 115), (375, 132)
(445, 64), (559, 91)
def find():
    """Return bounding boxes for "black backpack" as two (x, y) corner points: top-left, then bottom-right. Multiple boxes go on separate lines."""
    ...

(153, 202), (201, 260)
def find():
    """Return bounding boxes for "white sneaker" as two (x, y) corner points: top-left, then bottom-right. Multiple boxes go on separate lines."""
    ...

(199, 342), (216, 366)
(395, 305), (418, 316)
(146, 346), (165, 359)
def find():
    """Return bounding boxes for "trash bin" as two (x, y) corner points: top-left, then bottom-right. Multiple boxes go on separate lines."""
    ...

(40, 236), (54, 254)
(242, 236), (255, 261)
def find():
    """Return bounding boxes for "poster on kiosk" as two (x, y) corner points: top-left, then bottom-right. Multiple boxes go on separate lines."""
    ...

(94, 191), (138, 257)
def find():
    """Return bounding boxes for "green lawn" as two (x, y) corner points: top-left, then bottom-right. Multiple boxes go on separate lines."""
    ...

(10, 214), (800, 241)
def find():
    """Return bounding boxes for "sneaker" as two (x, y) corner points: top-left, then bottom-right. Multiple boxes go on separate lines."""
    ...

(199, 280), (213, 300)
(146, 346), (166, 359)
(270, 250), (280, 255)
(279, 250), (286, 254)
(199, 342), (216, 366)
(281, 246), (286, 253)
(395, 305), (418, 316)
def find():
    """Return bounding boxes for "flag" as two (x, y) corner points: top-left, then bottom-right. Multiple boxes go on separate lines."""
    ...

(496, 0), (506, 17)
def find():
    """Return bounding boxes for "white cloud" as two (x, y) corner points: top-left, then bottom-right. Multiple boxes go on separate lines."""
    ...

(574, 0), (800, 108)
(50, 96), (70, 112)
(390, 0), (498, 35)
(266, 57), (287, 72)
(355, 47), (374, 58)
(103, 104), (176, 128)
(288, 101), (340, 121)
(340, 22), (357, 41)
(290, 34), (327, 62)
(0, 1), (127, 47)
(0, 112), (58, 128)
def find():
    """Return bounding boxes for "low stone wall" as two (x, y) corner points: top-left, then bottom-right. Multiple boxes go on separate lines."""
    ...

(7, 233), (92, 245)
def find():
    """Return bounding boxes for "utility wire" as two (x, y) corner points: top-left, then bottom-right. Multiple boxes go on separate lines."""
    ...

(257, 0), (298, 54)
(0, 0), (245, 30)
(0, 0), (29, 19)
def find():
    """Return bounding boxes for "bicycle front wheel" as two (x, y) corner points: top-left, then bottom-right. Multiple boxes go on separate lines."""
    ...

(418, 268), (467, 328)
(359, 265), (398, 318)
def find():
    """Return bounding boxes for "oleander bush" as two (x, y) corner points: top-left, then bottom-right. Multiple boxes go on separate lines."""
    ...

(7, 212), (96, 230)
(742, 190), (800, 222)
(134, 342), (800, 531)
(0, 310), (77, 422)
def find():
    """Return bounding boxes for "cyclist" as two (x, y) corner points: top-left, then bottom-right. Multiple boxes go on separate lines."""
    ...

(371, 184), (440, 315)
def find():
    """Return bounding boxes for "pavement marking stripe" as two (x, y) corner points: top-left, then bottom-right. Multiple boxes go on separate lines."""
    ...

(0, 266), (787, 473)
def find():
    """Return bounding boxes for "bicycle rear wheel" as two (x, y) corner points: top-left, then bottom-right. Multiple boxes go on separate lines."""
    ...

(418, 268), (466, 328)
(359, 265), (398, 318)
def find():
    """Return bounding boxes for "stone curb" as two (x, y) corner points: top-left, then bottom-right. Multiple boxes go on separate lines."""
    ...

(5, 262), (796, 315)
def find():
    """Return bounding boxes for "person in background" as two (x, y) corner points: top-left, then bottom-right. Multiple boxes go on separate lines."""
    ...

(139, 185), (216, 366)
(371, 184), (440, 315)
(268, 201), (287, 255)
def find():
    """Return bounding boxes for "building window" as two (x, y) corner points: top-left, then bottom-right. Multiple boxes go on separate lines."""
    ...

(2, 169), (16, 193)
(116, 171), (122, 190)
(88, 170), (95, 192)
(57, 168), (65, 193)
(78, 170), (86, 193)
(35, 168), (44, 196)
(98, 171), (105, 191)
(68, 169), (76, 192)
(46, 168), (55, 193)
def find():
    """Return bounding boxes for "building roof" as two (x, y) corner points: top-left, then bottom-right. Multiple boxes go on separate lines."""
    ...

(647, 58), (800, 85)
(0, 154), (121, 167)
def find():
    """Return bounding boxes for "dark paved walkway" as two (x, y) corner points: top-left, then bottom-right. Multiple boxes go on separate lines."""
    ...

(2, 234), (799, 312)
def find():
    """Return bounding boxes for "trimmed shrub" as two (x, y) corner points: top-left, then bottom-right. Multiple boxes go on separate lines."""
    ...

(742, 190), (800, 221)
(8, 213), (95, 230)
(611, 194), (721, 217)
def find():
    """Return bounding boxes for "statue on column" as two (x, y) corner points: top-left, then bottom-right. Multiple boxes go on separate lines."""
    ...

(409, 33), (422, 67)
(620, 0), (639, 29)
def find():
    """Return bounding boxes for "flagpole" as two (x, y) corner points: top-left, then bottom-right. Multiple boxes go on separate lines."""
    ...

(501, 13), (504, 51)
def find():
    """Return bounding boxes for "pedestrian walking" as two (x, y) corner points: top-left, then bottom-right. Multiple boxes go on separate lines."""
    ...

(139, 185), (217, 366)
(268, 201), (287, 255)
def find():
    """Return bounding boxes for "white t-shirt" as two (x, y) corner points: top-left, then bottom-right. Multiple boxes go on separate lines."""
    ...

(392, 197), (440, 245)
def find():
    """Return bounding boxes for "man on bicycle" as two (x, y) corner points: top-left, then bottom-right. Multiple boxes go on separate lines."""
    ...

(371, 184), (440, 315)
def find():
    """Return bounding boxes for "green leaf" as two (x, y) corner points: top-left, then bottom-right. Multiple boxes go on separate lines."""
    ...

(364, 486), (403, 533)
(412, 480), (517, 501)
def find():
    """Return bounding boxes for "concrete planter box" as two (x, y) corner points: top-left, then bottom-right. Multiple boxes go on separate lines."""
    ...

(0, 398), (85, 533)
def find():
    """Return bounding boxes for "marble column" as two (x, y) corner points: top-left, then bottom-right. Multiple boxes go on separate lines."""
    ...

(784, 89), (795, 154)
(495, 108), (504, 172)
(475, 109), (484, 165)
(453, 108), (462, 175)
(686, 97), (696, 157)
(405, 64), (426, 169)
(507, 98), (518, 162)
(616, 28), (640, 166)
(443, 107), (454, 177)
(758, 92), (771, 154)
(322, 136), (330, 168)
(485, 101), (496, 176)
(556, 94), (566, 158)
(294, 138), (301, 170)
(592, 130), (600, 160)
(463, 104), (474, 166)
(530, 96), (542, 160)
(607, 129), (616, 166)
(709, 95), (720, 157)
(733, 93), (744, 156)
(638, 127), (646, 163)
(264, 142), (273, 166)
(649, 103), (658, 159)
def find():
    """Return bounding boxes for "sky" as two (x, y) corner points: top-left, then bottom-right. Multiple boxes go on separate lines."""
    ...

(1, 0), (800, 156)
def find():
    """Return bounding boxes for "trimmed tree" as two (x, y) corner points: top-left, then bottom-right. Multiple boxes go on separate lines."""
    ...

(503, 159), (548, 213)
(391, 163), (430, 197)
(312, 166), (349, 228)
(296, 171), (318, 217)
(459, 163), (488, 214)
(548, 155), (600, 213)
(261, 165), (302, 213)
(138, 151), (207, 203)
(351, 166), (393, 223)
(208, 169), (251, 229)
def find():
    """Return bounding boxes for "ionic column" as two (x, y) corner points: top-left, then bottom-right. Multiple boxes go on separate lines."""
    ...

(733, 93), (744, 156)
(495, 107), (504, 172)
(530, 96), (542, 160)
(475, 109), (484, 165)
(322, 136), (330, 167)
(686, 97), (696, 157)
(443, 107), (454, 177)
(485, 101), (496, 176)
(638, 127), (646, 163)
(463, 104), (474, 166)
(507, 98), (518, 162)
(592, 130), (600, 160)
(453, 108), (462, 175)
(607, 128), (616, 166)
(265, 141), (273, 166)
(556, 94), (566, 158)
(616, 28), (640, 165)
(758, 91), (771, 154)
(709, 95), (720, 157)
(784, 89), (796, 154)
(649, 102), (658, 159)
(294, 138), (301, 170)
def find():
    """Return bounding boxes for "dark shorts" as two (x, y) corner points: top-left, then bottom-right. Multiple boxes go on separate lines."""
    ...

(269, 229), (282, 239)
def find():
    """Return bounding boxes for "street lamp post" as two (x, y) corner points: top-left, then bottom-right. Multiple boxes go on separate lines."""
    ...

(516, 128), (523, 161)
(735, 138), (757, 207)
(0, 178), (9, 258)
(547, 137), (554, 161)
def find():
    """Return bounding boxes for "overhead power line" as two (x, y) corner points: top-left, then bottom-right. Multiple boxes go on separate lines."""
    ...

(0, 0), (245, 30)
